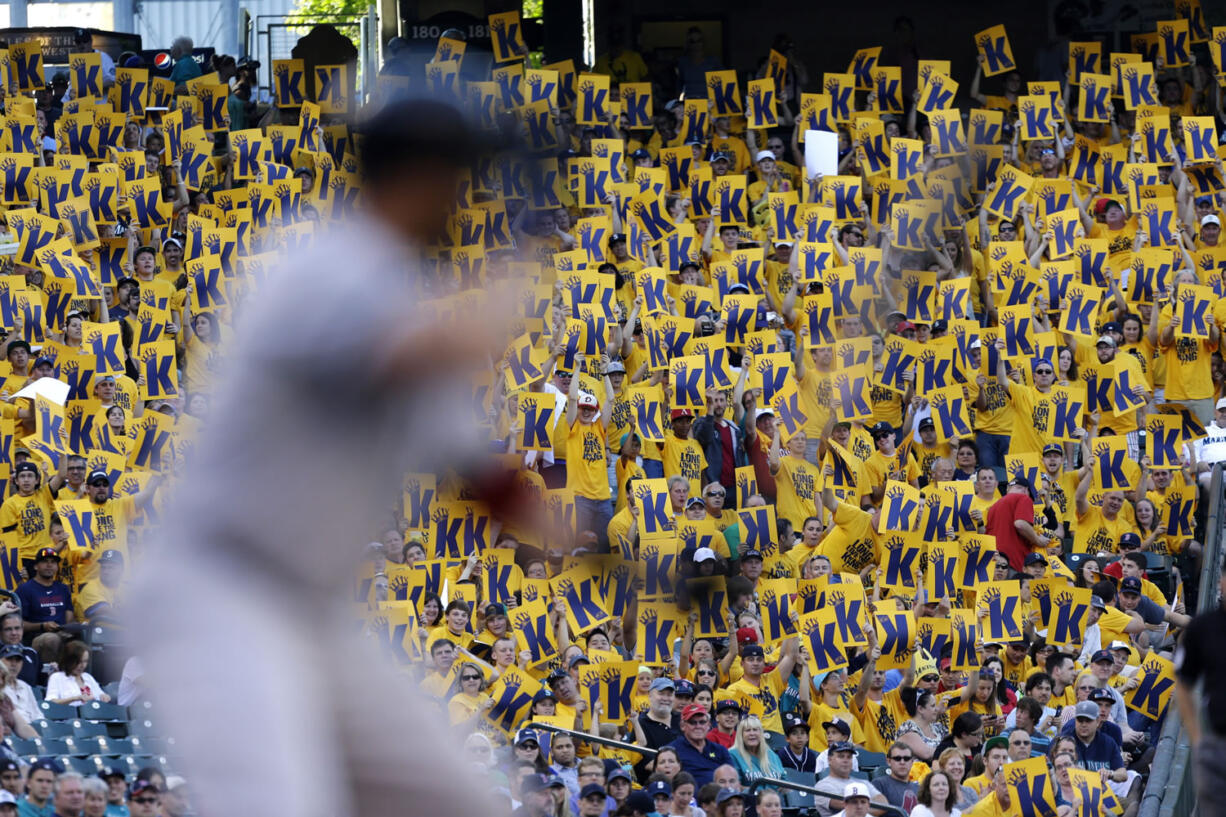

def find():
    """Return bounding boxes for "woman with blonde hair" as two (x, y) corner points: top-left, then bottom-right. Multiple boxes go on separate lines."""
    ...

(447, 661), (492, 727)
(729, 715), (784, 786)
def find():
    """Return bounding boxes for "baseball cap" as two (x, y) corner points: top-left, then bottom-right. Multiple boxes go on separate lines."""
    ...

(1102, 321), (1122, 334)
(0, 644), (22, 660)
(896, 320), (917, 331)
(1043, 443), (1063, 455)
(716, 789), (748, 805)
(755, 407), (775, 421)
(674, 680), (696, 697)
(13, 462), (38, 478)
(1096, 335), (1116, 347)
(630, 148), (651, 161)
(165, 777), (187, 792)
(0, 791), (14, 805)
(693, 546), (717, 562)
(740, 549), (763, 561)
(727, 282), (751, 294)
(567, 652), (591, 668)
(755, 149), (775, 163)
(714, 698), (741, 714)
(86, 469), (110, 485)
(1120, 576), (1142, 595)
(918, 417), (935, 431)
(671, 408), (694, 420)
(532, 688), (557, 703)
(32, 356), (53, 369)
(577, 392), (599, 409)
(1090, 595), (1107, 610)
(869, 421), (893, 438)
(519, 773), (550, 793)
(1109, 640), (1133, 654)
(1024, 553), (1047, 566)
(1088, 687), (1116, 703)
(607, 768), (632, 785)
(783, 712), (809, 733)
(484, 602), (507, 619)
(545, 774), (567, 789)
(98, 765), (126, 780)
(1118, 533), (1142, 550)
(1091, 649), (1115, 664)
(681, 703), (709, 721)
(649, 677), (676, 692)
(1009, 476), (1032, 491)
(515, 728), (540, 746)
(984, 736), (1009, 753)
(1217, 396), (1226, 410)
(581, 783), (609, 800)
(606, 360), (626, 375)
(646, 780), (671, 798)
(1203, 214), (1221, 227)
(741, 644), (765, 659)
(822, 717), (853, 736)
(711, 151), (732, 163)
(34, 547), (58, 562)
(624, 792), (654, 813)
(608, 233), (627, 244)
(828, 740), (856, 754)
(685, 496), (706, 510)
(1075, 700), (1100, 720)
(843, 782), (872, 801)
(737, 627), (759, 645)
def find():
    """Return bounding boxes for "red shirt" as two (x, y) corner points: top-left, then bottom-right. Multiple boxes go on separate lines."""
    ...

(747, 434), (777, 501)
(706, 727), (735, 747)
(985, 491), (1035, 571)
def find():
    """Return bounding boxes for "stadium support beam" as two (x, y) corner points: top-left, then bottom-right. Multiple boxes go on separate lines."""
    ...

(8, 0), (25, 27)
(113, 0), (134, 34)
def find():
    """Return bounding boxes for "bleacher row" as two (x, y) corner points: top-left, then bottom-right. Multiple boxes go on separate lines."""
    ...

(6, 690), (174, 778)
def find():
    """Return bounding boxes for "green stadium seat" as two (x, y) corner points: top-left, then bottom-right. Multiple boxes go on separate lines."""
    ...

(781, 768), (816, 810)
(38, 722), (74, 739)
(72, 737), (104, 756)
(38, 702), (77, 721)
(72, 721), (108, 738)
(128, 719), (159, 738)
(107, 738), (137, 755)
(78, 702), (127, 722)
(7, 738), (37, 755)
(38, 738), (70, 755)
(28, 720), (50, 733)
(68, 757), (101, 776)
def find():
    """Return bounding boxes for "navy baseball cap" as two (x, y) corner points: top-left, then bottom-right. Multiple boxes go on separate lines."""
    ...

(741, 644), (765, 659)
(87, 469), (110, 485)
(519, 773), (550, 794)
(1024, 553), (1047, 566)
(98, 765), (126, 780)
(1091, 649), (1114, 664)
(1120, 576), (1143, 595)
(1118, 533), (1142, 550)
(580, 783), (608, 800)
(714, 698), (741, 714)
(34, 547), (58, 562)
(1089, 687), (1116, 703)
(647, 780), (672, 798)
(828, 741), (856, 754)
(674, 680), (696, 697)
(783, 712), (809, 732)
(515, 728), (540, 746)
(0, 644), (23, 660)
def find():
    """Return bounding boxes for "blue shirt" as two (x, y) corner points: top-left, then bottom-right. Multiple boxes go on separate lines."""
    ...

(169, 56), (202, 85)
(16, 580), (72, 624)
(667, 736), (733, 788)
(104, 806), (129, 817)
(1073, 730), (1124, 772)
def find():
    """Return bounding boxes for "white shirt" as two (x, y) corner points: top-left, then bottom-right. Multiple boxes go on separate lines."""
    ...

(3, 680), (38, 724)
(46, 671), (103, 704)
(1189, 420), (1226, 465)
(908, 806), (961, 817)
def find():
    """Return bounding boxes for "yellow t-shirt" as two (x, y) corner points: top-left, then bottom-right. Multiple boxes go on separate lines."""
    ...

(1096, 604), (1136, 648)
(1006, 381), (1052, 454)
(1157, 304), (1216, 401)
(807, 698), (865, 751)
(855, 688), (906, 753)
(726, 669), (786, 733)
(775, 455), (820, 530)
(0, 487), (55, 561)
(663, 435), (706, 498)
(72, 578), (115, 623)
(1073, 504), (1137, 554)
(565, 419), (611, 500)
(819, 501), (879, 574)
(974, 380), (1013, 435)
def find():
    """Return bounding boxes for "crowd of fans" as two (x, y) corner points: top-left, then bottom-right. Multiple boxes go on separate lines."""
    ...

(358, 9), (1226, 817)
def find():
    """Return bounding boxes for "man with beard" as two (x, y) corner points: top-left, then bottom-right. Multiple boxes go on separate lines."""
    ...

(693, 387), (747, 503)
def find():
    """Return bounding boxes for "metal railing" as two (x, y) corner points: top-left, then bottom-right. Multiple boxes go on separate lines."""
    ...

(1138, 461), (1223, 817)
(744, 777), (908, 817)
(524, 721), (658, 757)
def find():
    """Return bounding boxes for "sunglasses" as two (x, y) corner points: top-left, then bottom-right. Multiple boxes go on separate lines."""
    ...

(1035, 369), (1053, 375)
(686, 717), (711, 725)
(696, 669), (717, 676)
(462, 675), (481, 681)
(889, 755), (913, 762)
(705, 491), (725, 498)
(132, 798), (158, 805)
